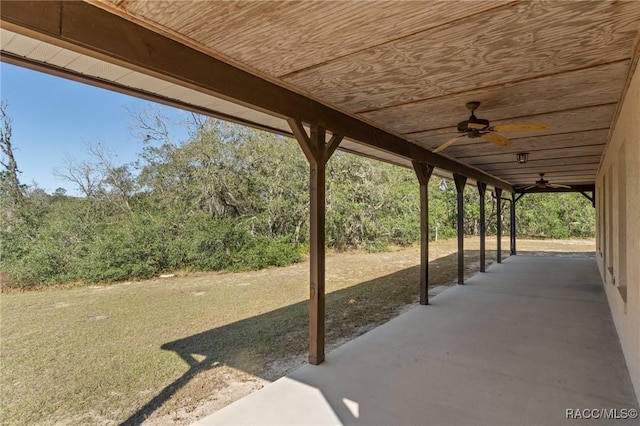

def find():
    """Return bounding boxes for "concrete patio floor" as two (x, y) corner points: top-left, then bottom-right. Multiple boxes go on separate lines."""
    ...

(195, 255), (638, 425)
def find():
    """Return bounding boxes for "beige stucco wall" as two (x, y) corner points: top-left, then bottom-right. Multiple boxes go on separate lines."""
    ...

(596, 61), (640, 405)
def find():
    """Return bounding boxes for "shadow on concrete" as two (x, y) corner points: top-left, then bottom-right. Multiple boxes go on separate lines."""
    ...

(120, 250), (508, 425)
(195, 252), (638, 426)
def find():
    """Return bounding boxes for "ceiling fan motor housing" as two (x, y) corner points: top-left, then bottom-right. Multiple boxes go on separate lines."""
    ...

(435, 100), (549, 154)
(458, 117), (490, 134)
(536, 174), (549, 188)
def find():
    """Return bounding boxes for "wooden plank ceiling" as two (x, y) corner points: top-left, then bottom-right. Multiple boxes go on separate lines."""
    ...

(27, 2), (640, 188)
(97, 0), (640, 189)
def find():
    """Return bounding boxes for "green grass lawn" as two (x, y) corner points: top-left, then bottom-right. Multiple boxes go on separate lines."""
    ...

(0, 238), (594, 425)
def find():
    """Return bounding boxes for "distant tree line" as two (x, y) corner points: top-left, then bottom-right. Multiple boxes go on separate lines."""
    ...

(0, 105), (595, 287)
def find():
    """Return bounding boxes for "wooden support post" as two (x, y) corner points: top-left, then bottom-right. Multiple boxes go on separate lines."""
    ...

(510, 192), (517, 256)
(579, 190), (595, 207)
(287, 119), (343, 365)
(495, 188), (503, 264)
(477, 182), (487, 272)
(308, 131), (326, 366)
(412, 161), (434, 305)
(453, 174), (467, 285)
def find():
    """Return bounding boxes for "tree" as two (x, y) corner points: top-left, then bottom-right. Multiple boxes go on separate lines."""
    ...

(54, 154), (105, 198)
(54, 141), (137, 212)
(0, 101), (24, 204)
(88, 142), (136, 212)
(1, 107), (596, 287)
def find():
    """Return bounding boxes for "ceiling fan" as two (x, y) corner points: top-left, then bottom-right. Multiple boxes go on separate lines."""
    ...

(524, 173), (571, 190)
(433, 101), (550, 153)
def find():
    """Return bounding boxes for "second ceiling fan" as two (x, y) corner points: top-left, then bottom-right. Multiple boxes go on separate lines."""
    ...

(524, 173), (571, 190)
(433, 101), (550, 153)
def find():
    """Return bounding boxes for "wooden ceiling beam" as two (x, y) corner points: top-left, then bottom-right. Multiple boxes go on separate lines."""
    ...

(501, 166), (600, 173)
(496, 175), (599, 184)
(0, 1), (513, 191)
(448, 130), (608, 158)
(472, 155), (602, 169)
(482, 163), (600, 174)
(496, 174), (599, 183)
(464, 145), (605, 166)
(360, 60), (626, 116)
(509, 177), (597, 186)
(405, 103), (617, 137)
(361, 60), (628, 133)
(515, 185), (595, 194)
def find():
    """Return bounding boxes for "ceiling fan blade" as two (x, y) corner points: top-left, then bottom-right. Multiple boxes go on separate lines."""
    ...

(524, 184), (537, 190)
(433, 135), (465, 153)
(548, 183), (572, 189)
(467, 122), (486, 130)
(481, 132), (512, 147)
(491, 124), (550, 132)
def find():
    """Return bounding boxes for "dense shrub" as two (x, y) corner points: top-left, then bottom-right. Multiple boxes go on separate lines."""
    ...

(1, 208), (302, 286)
(0, 119), (595, 287)
(79, 215), (166, 282)
(233, 236), (301, 271)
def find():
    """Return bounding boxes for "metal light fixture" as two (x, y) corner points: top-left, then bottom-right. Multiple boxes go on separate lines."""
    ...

(516, 152), (529, 164)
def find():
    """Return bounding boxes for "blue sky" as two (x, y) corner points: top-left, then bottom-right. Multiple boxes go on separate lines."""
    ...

(0, 62), (189, 195)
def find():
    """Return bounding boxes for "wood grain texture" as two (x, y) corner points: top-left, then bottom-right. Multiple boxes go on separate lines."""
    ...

(7, 1), (506, 190)
(38, 0), (639, 190)
(364, 62), (627, 135)
(411, 103), (616, 149)
(284, 2), (640, 111)
(492, 164), (600, 177)
(449, 129), (609, 158)
(479, 165), (601, 185)
(465, 145), (605, 167)
(498, 169), (599, 179)
(101, 0), (508, 77)
(479, 155), (603, 171)
(482, 171), (597, 186)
